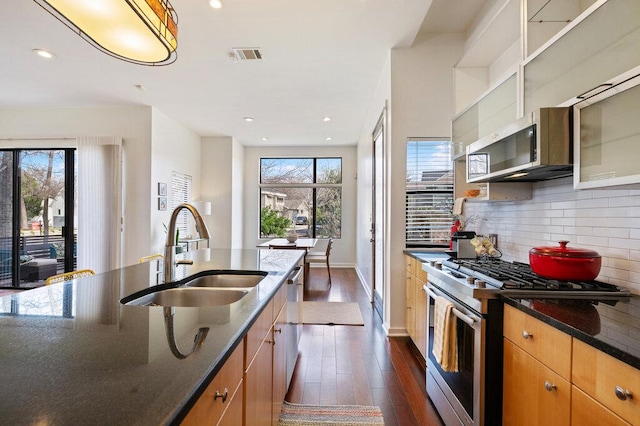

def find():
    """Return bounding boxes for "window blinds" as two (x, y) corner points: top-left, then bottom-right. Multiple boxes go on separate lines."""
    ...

(405, 140), (453, 246)
(171, 172), (192, 242)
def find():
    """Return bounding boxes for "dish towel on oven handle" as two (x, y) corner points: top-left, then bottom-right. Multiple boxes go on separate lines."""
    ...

(432, 295), (459, 372)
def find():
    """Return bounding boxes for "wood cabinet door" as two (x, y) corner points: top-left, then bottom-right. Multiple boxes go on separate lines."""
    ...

(245, 339), (273, 426)
(572, 386), (630, 426)
(272, 304), (288, 425)
(182, 343), (244, 426)
(405, 272), (416, 340)
(503, 339), (570, 426)
(414, 278), (427, 359)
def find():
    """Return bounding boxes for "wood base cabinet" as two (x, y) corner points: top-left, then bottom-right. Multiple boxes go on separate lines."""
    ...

(503, 339), (570, 426)
(404, 255), (427, 359)
(182, 342), (244, 426)
(504, 304), (640, 426)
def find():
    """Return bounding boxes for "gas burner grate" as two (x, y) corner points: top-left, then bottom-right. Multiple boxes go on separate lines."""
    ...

(445, 258), (625, 293)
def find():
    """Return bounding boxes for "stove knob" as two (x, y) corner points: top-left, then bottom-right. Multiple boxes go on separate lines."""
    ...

(429, 260), (436, 267)
(475, 280), (486, 288)
(435, 262), (442, 270)
(466, 277), (475, 285)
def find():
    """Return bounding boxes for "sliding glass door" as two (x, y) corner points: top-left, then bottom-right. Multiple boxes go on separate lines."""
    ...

(0, 149), (76, 288)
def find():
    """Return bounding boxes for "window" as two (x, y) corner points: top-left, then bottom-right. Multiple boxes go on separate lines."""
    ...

(406, 140), (453, 247)
(259, 158), (342, 239)
(170, 171), (192, 243)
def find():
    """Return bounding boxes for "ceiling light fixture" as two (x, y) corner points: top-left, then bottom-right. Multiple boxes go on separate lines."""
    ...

(244, 117), (254, 122)
(33, 48), (56, 59)
(33, 0), (179, 66)
(326, 137), (332, 141)
(323, 116), (332, 122)
(261, 137), (268, 141)
(209, 0), (223, 8)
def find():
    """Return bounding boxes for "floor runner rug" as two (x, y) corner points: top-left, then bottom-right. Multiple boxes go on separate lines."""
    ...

(278, 402), (384, 425)
(302, 301), (364, 326)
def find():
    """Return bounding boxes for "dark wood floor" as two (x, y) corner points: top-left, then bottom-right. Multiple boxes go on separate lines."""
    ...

(285, 267), (444, 425)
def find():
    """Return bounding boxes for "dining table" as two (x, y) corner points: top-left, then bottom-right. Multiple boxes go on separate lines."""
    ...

(257, 238), (318, 287)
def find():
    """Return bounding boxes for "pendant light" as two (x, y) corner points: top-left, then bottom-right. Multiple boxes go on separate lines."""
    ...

(33, 0), (178, 66)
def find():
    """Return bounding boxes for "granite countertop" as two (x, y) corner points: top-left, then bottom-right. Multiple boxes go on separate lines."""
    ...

(0, 248), (303, 425)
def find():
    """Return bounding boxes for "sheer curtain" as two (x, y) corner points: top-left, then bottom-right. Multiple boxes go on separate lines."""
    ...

(77, 136), (123, 274)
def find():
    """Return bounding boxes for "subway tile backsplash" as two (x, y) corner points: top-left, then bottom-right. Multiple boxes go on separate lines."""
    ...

(464, 177), (640, 295)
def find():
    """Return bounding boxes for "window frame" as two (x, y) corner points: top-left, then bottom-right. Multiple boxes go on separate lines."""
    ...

(259, 157), (342, 239)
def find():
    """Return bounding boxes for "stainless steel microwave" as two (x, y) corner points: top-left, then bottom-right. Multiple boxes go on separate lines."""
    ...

(466, 107), (572, 183)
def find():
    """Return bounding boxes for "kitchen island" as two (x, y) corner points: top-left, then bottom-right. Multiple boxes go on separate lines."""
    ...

(0, 248), (303, 425)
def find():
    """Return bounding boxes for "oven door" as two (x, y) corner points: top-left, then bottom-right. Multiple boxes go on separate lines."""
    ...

(425, 283), (483, 426)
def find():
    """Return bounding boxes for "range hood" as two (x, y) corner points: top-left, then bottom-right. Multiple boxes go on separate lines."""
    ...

(466, 107), (573, 183)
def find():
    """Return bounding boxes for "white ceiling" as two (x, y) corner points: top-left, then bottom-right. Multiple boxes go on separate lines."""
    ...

(0, 0), (486, 147)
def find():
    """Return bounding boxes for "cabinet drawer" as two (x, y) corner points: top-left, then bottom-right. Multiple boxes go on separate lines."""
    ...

(504, 304), (572, 380)
(572, 339), (640, 425)
(182, 342), (244, 425)
(572, 386), (630, 426)
(246, 299), (273, 366)
(415, 260), (427, 283)
(405, 255), (413, 273)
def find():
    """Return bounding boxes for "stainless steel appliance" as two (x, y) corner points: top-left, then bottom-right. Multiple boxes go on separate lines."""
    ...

(466, 107), (572, 183)
(424, 257), (631, 426)
(285, 266), (303, 387)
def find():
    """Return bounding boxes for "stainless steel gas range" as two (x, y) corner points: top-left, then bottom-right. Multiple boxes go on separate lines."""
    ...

(423, 257), (631, 426)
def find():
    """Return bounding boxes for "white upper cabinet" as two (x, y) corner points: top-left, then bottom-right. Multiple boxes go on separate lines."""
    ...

(573, 72), (640, 189)
(454, 0), (521, 114)
(523, 0), (640, 114)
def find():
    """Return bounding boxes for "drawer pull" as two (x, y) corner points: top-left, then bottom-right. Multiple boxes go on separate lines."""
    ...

(615, 386), (633, 401)
(214, 388), (229, 403)
(522, 330), (533, 340)
(544, 381), (557, 392)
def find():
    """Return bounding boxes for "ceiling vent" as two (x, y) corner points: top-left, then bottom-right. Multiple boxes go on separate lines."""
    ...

(231, 48), (263, 61)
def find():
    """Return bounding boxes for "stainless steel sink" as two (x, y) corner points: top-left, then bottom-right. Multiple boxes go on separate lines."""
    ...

(122, 287), (248, 307)
(182, 270), (267, 288)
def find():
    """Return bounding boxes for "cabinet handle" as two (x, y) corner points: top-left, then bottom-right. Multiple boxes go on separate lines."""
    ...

(274, 328), (282, 334)
(522, 330), (533, 340)
(577, 83), (613, 99)
(615, 386), (633, 401)
(214, 388), (229, 403)
(544, 381), (557, 392)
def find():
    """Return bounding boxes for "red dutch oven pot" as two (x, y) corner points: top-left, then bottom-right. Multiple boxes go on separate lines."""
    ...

(529, 241), (601, 281)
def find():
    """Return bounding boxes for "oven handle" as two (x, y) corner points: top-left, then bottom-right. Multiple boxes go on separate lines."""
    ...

(424, 285), (477, 327)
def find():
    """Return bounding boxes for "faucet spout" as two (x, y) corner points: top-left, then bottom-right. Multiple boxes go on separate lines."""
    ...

(164, 203), (211, 283)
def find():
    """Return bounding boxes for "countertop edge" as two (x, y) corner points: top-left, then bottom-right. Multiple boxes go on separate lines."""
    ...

(501, 296), (640, 370)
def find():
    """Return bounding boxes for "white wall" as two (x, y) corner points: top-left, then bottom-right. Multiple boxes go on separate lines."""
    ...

(356, 55), (391, 312)
(387, 33), (465, 335)
(465, 177), (640, 295)
(0, 106), (152, 267)
(357, 33), (465, 336)
(150, 108), (202, 257)
(200, 136), (243, 250)
(231, 139), (245, 249)
(243, 145), (357, 265)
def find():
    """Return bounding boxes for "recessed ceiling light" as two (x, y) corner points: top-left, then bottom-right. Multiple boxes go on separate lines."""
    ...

(326, 137), (332, 141)
(33, 49), (55, 59)
(262, 137), (268, 141)
(209, 0), (223, 8)
(323, 117), (332, 122)
(244, 117), (254, 122)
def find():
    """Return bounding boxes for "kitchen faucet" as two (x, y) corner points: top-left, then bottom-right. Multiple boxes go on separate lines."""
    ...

(164, 203), (211, 283)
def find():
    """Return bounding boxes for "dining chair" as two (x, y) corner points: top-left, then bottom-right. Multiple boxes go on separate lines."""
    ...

(305, 238), (333, 286)
(45, 269), (95, 285)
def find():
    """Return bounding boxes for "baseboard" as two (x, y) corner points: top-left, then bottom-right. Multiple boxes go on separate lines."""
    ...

(308, 263), (355, 268)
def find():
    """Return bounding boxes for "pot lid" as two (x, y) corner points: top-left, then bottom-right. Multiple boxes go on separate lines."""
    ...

(529, 241), (601, 258)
